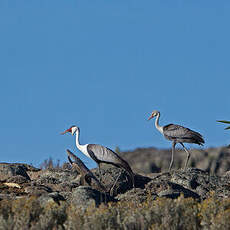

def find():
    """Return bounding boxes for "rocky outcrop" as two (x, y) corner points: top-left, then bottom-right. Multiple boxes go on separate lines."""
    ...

(121, 146), (230, 175)
(0, 162), (230, 207)
(1, 147), (230, 229)
(0, 163), (33, 181)
(0, 146), (230, 209)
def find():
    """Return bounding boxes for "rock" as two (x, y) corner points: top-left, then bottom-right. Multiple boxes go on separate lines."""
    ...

(0, 181), (26, 197)
(224, 170), (230, 177)
(121, 146), (230, 175)
(213, 147), (230, 174)
(66, 149), (107, 193)
(0, 162), (40, 172)
(38, 168), (78, 184)
(34, 168), (80, 193)
(144, 168), (230, 200)
(134, 174), (152, 189)
(158, 184), (200, 199)
(24, 183), (52, 195)
(158, 189), (181, 198)
(6, 175), (30, 184)
(91, 164), (151, 196)
(38, 192), (65, 205)
(145, 179), (201, 199)
(36, 168), (79, 185)
(57, 181), (79, 192)
(3, 182), (21, 189)
(59, 191), (72, 201)
(69, 186), (112, 208)
(116, 188), (156, 203)
(91, 165), (133, 195)
(0, 193), (16, 200)
(0, 163), (31, 181)
(1, 148), (230, 229)
(0, 156), (230, 210)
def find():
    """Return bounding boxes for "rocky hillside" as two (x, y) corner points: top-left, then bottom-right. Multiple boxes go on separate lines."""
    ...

(121, 146), (230, 175)
(0, 146), (230, 229)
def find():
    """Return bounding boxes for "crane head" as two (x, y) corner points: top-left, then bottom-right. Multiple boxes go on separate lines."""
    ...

(148, 110), (159, 121)
(61, 125), (79, 135)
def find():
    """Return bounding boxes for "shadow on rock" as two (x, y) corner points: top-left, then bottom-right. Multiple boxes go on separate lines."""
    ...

(69, 186), (116, 209)
(92, 164), (152, 196)
(145, 167), (230, 200)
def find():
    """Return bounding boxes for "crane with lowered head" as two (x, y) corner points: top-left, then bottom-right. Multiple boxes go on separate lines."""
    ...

(61, 126), (135, 188)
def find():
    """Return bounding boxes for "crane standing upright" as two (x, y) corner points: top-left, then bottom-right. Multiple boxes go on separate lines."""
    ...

(61, 126), (135, 188)
(148, 110), (205, 171)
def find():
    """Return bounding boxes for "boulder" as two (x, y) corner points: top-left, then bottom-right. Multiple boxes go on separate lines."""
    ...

(69, 186), (112, 208)
(0, 163), (31, 181)
(121, 146), (230, 175)
(145, 168), (230, 200)
(38, 192), (65, 205)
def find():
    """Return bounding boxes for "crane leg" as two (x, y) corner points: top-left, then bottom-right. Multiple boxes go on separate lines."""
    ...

(180, 143), (190, 171)
(110, 171), (122, 196)
(169, 141), (176, 171)
(98, 163), (102, 182)
(97, 163), (107, 204)
(130, 173), (135, 189)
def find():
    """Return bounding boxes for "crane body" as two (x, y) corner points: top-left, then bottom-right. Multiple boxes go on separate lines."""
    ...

(148, 110), (204, 171)
(61, 126), (135, 188)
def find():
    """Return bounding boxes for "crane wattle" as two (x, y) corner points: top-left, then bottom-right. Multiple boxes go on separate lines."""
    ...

(61, 127), (72, 135)
(67, 128), (72, 133)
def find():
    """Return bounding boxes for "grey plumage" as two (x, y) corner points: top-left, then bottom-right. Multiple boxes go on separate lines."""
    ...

(61, 125), (135, 189)
(163, 124), (204, 145)
(87, 144), (135, 188)
(66, 149), (106, 192)
(148, 110), (205, 171)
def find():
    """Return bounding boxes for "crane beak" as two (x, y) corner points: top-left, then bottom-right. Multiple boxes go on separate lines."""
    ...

(147, 115), (154, 121)
(60, 128), (72, 135)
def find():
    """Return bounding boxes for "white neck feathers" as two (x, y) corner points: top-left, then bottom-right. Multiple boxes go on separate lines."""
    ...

(75, 130), (90, 158)
(75, 129), (81, 149)
(155, 112), (164, 134)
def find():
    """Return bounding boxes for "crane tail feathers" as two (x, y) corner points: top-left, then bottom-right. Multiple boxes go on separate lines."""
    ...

(191, 130), (205, 145)
(119, 160), (135, 188)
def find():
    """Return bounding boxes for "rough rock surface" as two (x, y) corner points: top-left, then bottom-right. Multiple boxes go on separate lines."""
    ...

(0, 146), (230, 209)
(121, 146), (230, 175)
(0, 163), (32, 181)
(0, 165), (229, 208)
(69, 186), (115, 208)
(1, 147), (230, 229)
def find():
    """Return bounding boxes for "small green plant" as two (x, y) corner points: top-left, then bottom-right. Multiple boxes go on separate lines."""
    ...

(217, 120), (230, 130)
(115, 146), (121, 154)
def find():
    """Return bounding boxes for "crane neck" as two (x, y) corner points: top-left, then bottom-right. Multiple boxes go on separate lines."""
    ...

(155, 113), (164, 134)
(75, 129), (82, 149)
(74, 129), (90, 158)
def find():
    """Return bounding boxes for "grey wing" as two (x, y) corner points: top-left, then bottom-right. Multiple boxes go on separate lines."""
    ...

(67, 149), (93, 174)
(163, 124), (204, 144)
(87, 144), (134, 187)
(163, 124), (189, 138)
(66, 149), (107, 191)
(87, 144), (121, 164)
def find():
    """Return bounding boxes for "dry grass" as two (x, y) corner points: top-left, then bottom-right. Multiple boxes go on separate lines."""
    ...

(0, 193), (230, 230)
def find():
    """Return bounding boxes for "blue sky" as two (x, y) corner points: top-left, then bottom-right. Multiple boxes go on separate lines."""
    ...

(0, 1), (230, 168)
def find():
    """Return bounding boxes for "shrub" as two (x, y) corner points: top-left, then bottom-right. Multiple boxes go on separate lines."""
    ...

(0, 194), (230, 229)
